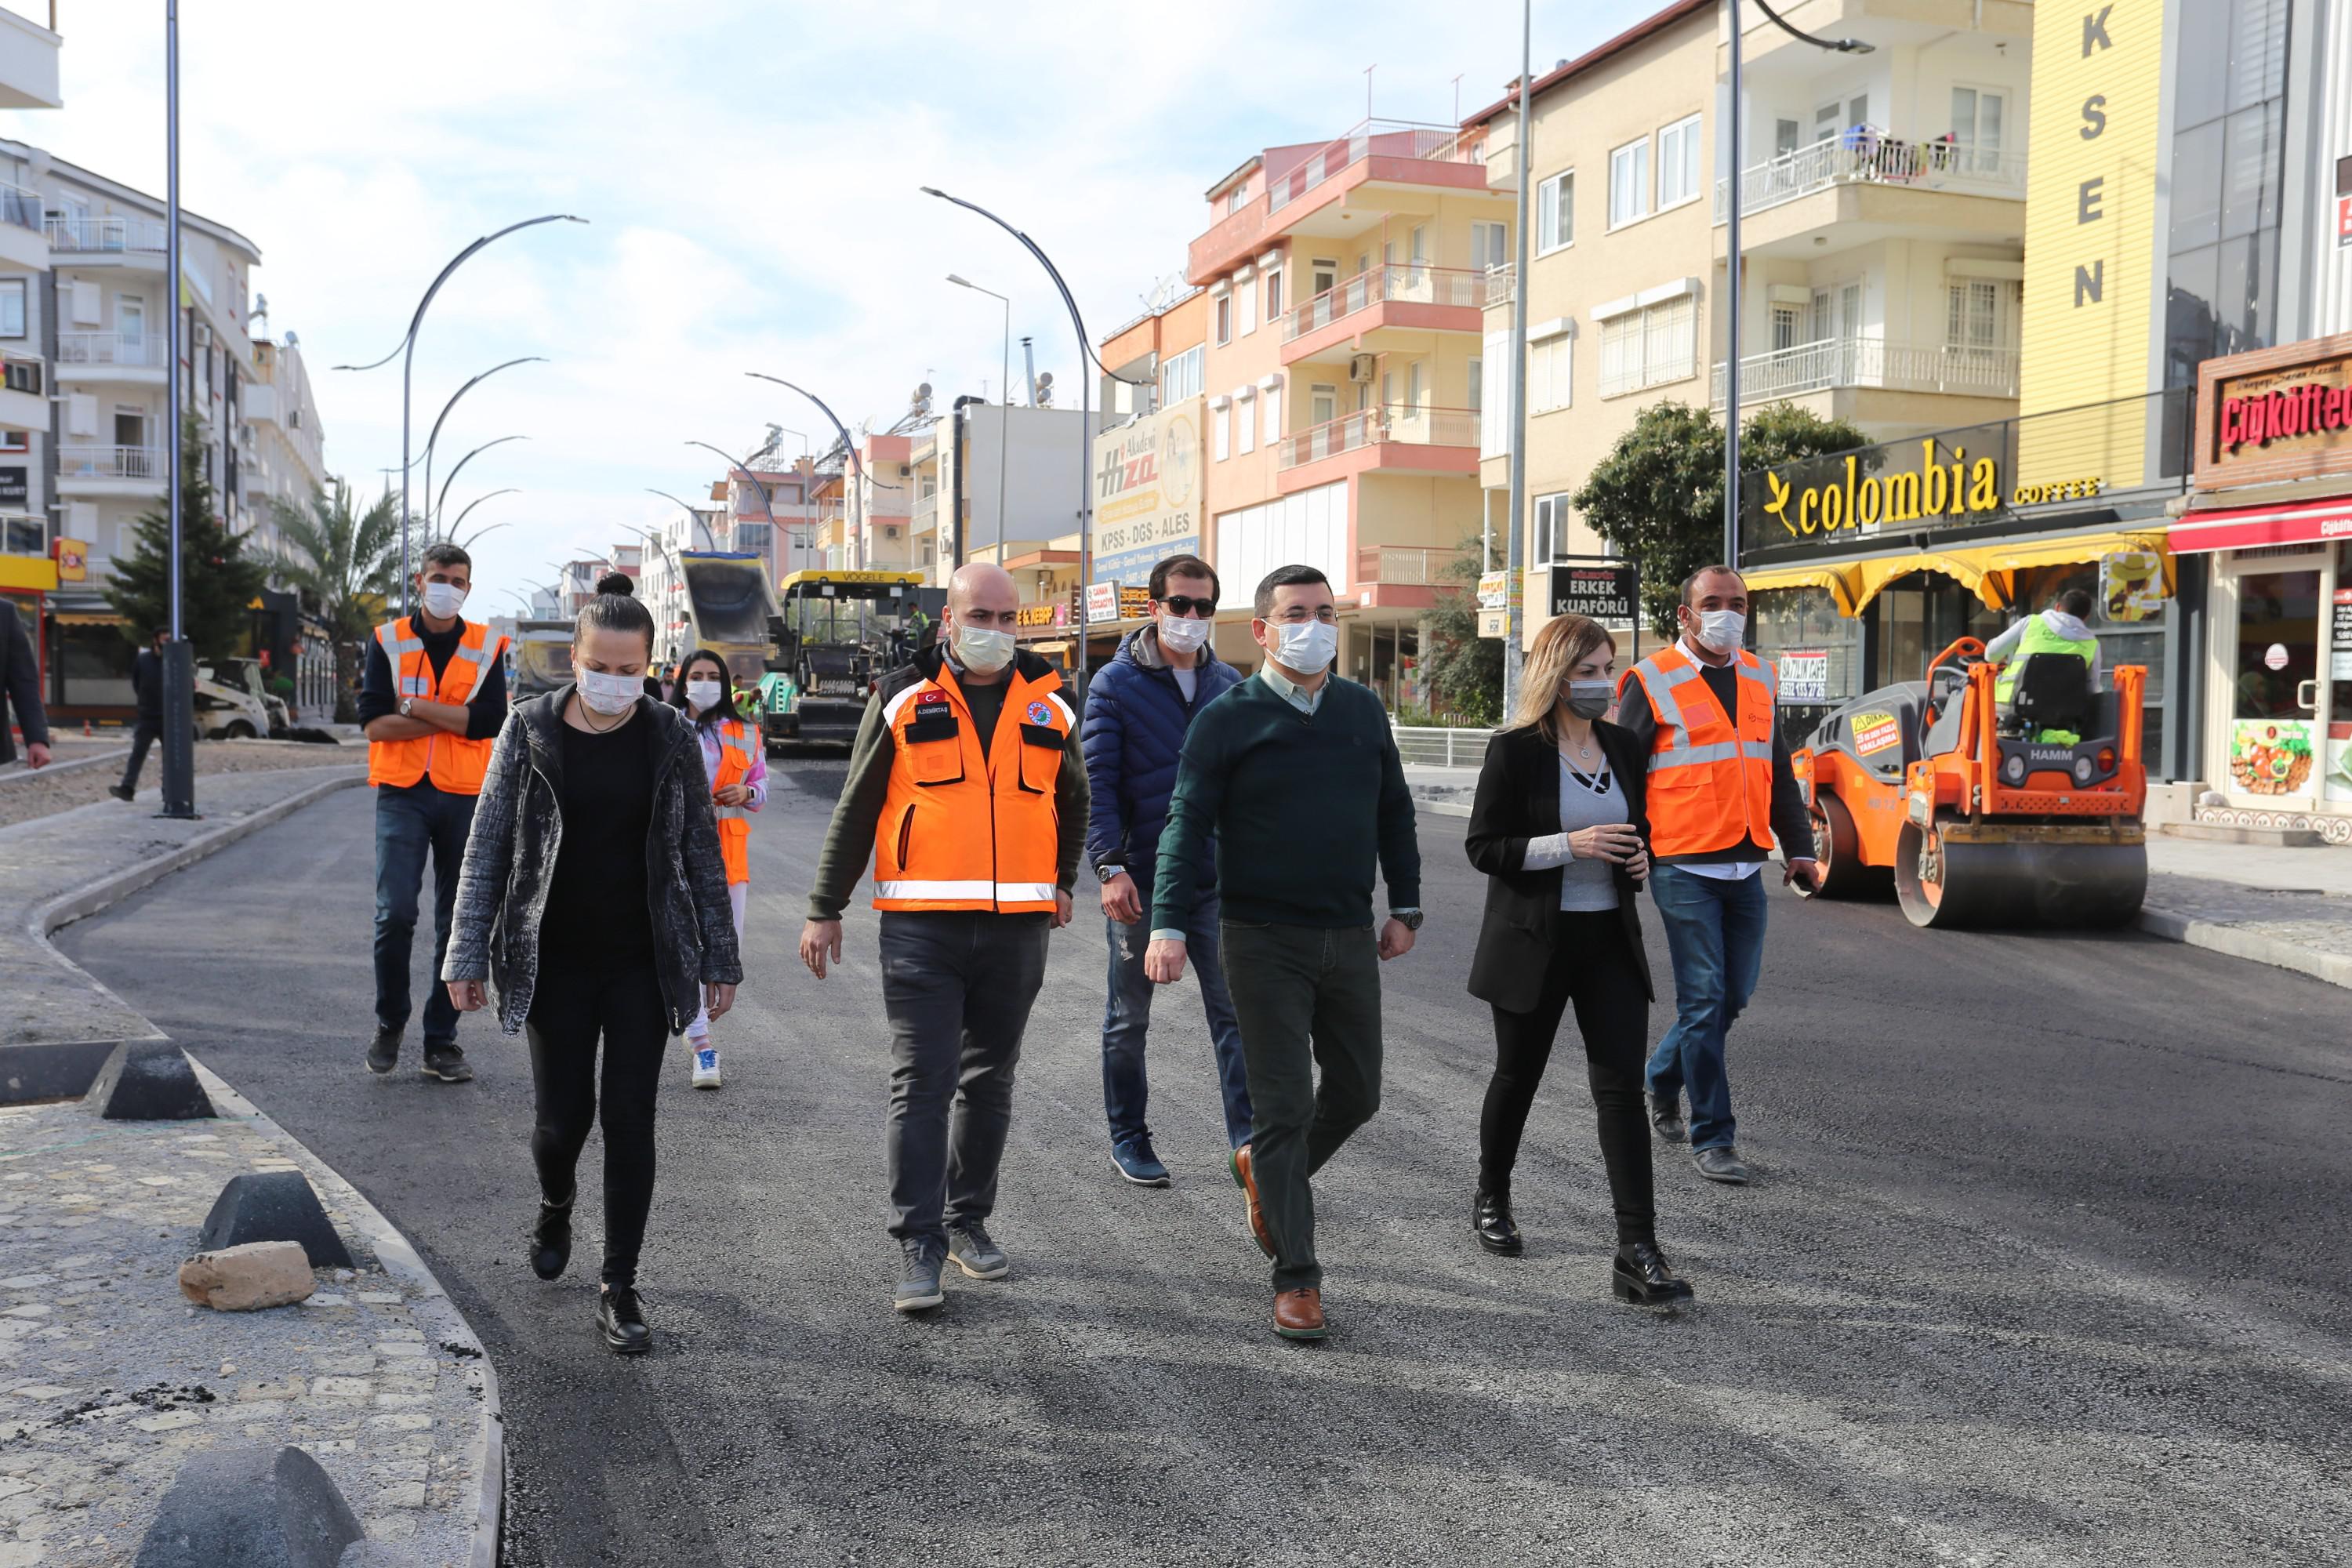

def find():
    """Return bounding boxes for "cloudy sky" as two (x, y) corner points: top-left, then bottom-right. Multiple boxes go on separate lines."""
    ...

(3, 0), (1621, 609)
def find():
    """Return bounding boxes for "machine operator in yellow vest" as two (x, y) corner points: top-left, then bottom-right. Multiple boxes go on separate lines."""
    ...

(1988, 585), (2103, 742)
(799, 562), (1089, 1316)
(358, 542), (510, 1084)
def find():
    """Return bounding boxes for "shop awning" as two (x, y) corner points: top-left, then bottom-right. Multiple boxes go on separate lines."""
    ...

(1820, 531), (2174, 615)
(49, 609), (125, 626)
(1742, 563), (1860, 617)
(1847, 551), (1998, 614)
(2169, 495), (2352, 554)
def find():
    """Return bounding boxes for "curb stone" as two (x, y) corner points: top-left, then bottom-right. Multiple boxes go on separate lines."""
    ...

(192, 1061), (505, 1568)
(2136, 904), (2352, 992)
(0, 745), (132, 786)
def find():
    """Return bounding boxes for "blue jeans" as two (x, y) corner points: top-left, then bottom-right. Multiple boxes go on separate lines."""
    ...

(373, 782), (477, 1050)
(1102, 892), (1254, 1152)
(1645, 864), (1769, 1152)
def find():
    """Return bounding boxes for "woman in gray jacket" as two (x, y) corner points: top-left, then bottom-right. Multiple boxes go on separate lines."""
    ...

(441, 589), (742, 1354)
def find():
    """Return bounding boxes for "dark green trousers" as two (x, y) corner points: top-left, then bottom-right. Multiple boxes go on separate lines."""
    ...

(1220, 920), (1383, 1293)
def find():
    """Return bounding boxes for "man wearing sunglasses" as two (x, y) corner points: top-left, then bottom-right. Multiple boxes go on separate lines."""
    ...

(1080, 554), (1254, 1189)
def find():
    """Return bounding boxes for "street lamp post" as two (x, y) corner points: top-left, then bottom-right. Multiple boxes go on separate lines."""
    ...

(946, 274), (1011, 561)
(434, 434), (526, 535)
(418, 357), (543, 540)
(742, 375), (890, 578)
(920, 187), (1099, 693)
(158, 0), (194, 818)
(445, 489), (517, 549)
(1503, 0), (1534, 718)
(684, 441), (779, 571)
(645, 488), (720, 550)
(332, 215), (584, 615)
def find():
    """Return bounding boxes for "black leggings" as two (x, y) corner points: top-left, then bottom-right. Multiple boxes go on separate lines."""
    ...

(1479, 909), (1655, 1245)
(524, 960), (670, 1287)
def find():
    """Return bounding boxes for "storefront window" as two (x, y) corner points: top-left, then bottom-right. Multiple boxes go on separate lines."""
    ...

(2233, 569), (2318, 720)
(2328, 545), (2352, 805)
(1876, 575), (2002, 691)
(54, 622), (136, 707)
(1751, 586), (1861, 744)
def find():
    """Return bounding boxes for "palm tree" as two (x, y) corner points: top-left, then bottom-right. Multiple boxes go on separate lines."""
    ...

(272, 480), (401, 723)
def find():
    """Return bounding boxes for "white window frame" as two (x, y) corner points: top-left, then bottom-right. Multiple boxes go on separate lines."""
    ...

(1533, 491), (1575, 564)
(1236, 386), (1257, 454)
(0, 278), (22, 339)
(1159, 344), (1203, 405)
(1210, 399), (1230, 462)
(1214, 292), (1232, 346)
(1594, 281), (1698, 397)
(1466, 356), (1482, 416)
(1471, 221), (1511, 273)
(1262, 380), (1281, 444)
(1657, 114), (1703, 211)
(1608, 138), (1650, 229)
(1262, 266), (1283, 327)
(1536, 172), (1573, 255)
(1530, 329), (1573, 414)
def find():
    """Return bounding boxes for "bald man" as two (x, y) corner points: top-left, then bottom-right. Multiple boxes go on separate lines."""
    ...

(802, 562), (1090, 1313)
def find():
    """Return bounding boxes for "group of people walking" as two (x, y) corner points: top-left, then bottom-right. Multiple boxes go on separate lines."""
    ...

(358, 537), (1816, 1355)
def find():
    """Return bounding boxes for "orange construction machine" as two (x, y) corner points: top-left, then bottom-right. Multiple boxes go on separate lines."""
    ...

(1789, 634), (2148, 929)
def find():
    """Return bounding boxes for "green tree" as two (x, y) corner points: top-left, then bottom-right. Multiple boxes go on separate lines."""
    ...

(272, 478), (401, 723)
(1571, 401), (1868, 639)
(1418, 541), (1503, 726)
(104, 411), (268, 662)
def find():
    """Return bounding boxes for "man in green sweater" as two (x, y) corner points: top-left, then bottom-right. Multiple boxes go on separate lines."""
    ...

(1145, 564), (1422, 1341)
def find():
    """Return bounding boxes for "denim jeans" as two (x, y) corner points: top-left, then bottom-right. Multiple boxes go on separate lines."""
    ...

(1645, 864), (1768, 1152)
(1102, 891), (1254, 1152)
(373, 782), (477, 1050)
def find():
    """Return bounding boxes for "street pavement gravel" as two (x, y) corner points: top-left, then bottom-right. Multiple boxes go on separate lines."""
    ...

(56, 758), (2352, 1568)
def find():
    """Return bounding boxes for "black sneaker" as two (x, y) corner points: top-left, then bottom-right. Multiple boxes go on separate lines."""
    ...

(598, 1286), (651, 1355)
(421, 1045), (473, 1083)
(365, 1027), (401, 1076)
(107, 783), (134, 802)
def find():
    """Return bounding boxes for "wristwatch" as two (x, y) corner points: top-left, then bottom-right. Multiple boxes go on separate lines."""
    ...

(400, 697), (416, 717)
(1390, 909), (1425, 932)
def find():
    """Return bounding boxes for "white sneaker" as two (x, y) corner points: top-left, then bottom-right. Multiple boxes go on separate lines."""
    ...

(691, 1044), (721, 1090)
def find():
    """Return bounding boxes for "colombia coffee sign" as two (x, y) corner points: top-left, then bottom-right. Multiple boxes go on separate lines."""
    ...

(2195, 330), (2352, 492)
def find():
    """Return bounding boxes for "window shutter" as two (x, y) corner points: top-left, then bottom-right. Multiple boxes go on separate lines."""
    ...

(66, 392), (97, 436)
(71, 280), (100, 325)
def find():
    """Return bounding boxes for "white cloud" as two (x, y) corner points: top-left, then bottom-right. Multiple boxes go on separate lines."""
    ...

(3, 0), (1619, 601)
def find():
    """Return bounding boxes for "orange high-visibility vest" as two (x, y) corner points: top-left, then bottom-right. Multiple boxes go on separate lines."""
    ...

(367, 616), (508, 795)
(1624, 642), (1779, 858)
(710, 716), (757, 885)
(873, 658), (1073, 914)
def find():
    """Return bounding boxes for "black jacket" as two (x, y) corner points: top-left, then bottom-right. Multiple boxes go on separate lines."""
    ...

(1463, 720), (1654, 1013)
(442, 688), (743, 1036)
(132, 647), (163, 720)
(0, 601), (47, 764)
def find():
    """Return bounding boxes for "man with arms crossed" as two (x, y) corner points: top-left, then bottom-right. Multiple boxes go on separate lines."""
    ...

(1147, 564), (1421, 1341)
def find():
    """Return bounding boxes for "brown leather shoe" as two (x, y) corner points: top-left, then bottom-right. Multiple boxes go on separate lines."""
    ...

(1230, 1144), (1273, 1258)
(1272, 1287), (1327, 1341)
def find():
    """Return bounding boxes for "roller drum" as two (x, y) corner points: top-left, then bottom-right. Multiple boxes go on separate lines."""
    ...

(1896, 821), (2147, 930)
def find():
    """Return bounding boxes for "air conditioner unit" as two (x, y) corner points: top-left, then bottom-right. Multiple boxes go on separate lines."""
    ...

(899, 463), (910, 477)
(1348, 354), (1377, 383)
(887, 525), (900, 539)
(194, 322), (212, 349)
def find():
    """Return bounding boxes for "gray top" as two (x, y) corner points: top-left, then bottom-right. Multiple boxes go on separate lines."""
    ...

(1519, 753), (1625, 912)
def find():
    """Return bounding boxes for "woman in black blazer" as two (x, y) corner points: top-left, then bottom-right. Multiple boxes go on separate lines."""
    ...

(1463, 613), (1692, 1306)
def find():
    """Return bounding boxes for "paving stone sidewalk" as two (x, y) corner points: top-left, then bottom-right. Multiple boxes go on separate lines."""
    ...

(0, 1073), (489, 1567)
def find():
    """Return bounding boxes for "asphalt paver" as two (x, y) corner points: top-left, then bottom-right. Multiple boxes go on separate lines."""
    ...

(56, 762), (2352, 1567)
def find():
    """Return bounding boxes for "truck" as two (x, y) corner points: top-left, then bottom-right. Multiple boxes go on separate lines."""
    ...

(677, 551), (783, 698)
(764, 569), (941, 749)
(510, 620), (576, 701)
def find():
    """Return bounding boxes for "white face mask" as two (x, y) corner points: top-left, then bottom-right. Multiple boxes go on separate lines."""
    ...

(1690, 608), (1745, 655)
(952, 624), (1016, 674)
(684, 679), (723, 713)
(419, 580), (467, 620)
(577, 669), (641, 715)
(1156, 615), (1210, 655)
(1269, 617), (1338, 676)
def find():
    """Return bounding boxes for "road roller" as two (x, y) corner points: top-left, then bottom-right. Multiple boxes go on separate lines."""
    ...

(1788, 635), (2148, 929)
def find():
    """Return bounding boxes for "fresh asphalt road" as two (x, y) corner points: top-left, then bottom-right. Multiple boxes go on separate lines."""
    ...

(58, 762), (2352, 1567)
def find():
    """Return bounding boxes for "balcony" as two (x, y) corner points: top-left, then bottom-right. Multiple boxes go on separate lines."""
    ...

(1356, 545), (1470, 586)
(1709, 339), (2020, 413)
(1280, 263), (1489, 365)
(56, 331), (170, 380)
(58, 444), (166, 495)
(0, 180), (39, 269)
(1712, 139), (2026, 257)
(1482, 263), (1514, 310)
(45, 214), (170, 260)
(1277, 404), (1479, 492)
(1187, 118), (1490, 283)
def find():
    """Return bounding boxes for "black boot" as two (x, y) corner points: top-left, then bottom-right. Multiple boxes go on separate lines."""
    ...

(1473, 1187), (1523, 1256)
(598, 1285), (651, 1355)
(1611, 1240), (1695, 1305)
(529, 1195), (573, 1281)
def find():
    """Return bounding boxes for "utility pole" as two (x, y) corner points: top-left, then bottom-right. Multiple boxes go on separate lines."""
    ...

(1725, 0), (1744, 569)
(158, 0), (195, 818)
(1502, 2), (1533, 717)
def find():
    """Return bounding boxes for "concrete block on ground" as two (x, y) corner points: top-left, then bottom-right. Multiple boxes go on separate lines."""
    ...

(200, 1169), (357, 1269)
(179, 1240), (317, 1312)
(82, 1038), (216, 1120)
(133, 1444), (365, 1567)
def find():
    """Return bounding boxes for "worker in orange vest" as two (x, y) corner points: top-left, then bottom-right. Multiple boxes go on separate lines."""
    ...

(358, 541), (510, 1084)
(798, 562), (1089, 1316)
(1614, 565), (1817, 1187)
(674, 648), (765, 1090)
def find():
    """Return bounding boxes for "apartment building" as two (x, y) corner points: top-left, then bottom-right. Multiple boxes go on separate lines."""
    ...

(239, 328), (328, 561)
(0, 4), (59, 697)
(1174, 116), (1508, 709)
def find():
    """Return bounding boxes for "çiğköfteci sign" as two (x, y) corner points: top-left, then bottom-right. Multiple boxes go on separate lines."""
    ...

(1548, 564), (1635, 622)
(1091, 396), (1203, 591)
(2194, 332), (2352, 492)
(1748, 432), (2102, 545)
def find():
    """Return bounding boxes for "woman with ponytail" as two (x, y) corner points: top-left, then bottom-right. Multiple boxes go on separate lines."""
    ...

(672, 647), (765, 1089)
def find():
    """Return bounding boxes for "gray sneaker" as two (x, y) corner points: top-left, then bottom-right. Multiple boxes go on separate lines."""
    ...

(947, 1222), (1009, 1280)
(894, 1240), (946, 1313)
(1692, 1145), (1752, 1185)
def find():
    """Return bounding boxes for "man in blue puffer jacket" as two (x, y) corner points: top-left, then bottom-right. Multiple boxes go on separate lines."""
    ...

(1083, 554), (1253, 1185)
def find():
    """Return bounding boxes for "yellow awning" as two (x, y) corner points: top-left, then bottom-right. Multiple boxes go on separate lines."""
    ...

(1965, 530), (2174, 610)
(1847, 551), (1998, 614)
(1742, 563), (1860, 617)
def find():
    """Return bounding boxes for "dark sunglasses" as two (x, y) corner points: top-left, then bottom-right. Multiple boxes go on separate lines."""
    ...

(1156, 594), (1217, 618)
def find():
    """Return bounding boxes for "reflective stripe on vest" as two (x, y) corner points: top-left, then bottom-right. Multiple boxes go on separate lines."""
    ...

(872, 661), (1069, 914)
(1630, 644), (1779, 858)
(366, 617), (507, 795)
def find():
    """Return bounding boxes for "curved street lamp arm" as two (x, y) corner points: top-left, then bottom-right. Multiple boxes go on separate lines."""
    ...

(423, 358), (544, 471)
(644, 488), (720, 550)
(452, 520), (512, 552)
(1751, 0), (1873, 53)
(742, 373), (876, 490)
(445, 488), (518, 540)
(918, 189), (1105, 391)
(330, 215), (587, 372)
(436, 434), (528, 524)
(683, 440), (776, 538)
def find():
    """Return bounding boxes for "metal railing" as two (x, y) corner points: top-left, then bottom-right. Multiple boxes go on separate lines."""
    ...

(1357, 545), (1471, 586)
(1281, 263), (1490, 341)
(1483, 263), (1515, 309)
(1708, 339), (2021, 405)
(56, 330), (169, 368)
(1278, 405), (1480, 470)
(0, 510), (47, 558)
(0, 182), (40, 234)
(1391, 724), (1494, 770)
(1266, 118), (1484, 214)
(58, 444), (165, 481)
(44, 214), (169, 253)
(1712, 138), (2027, 220)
